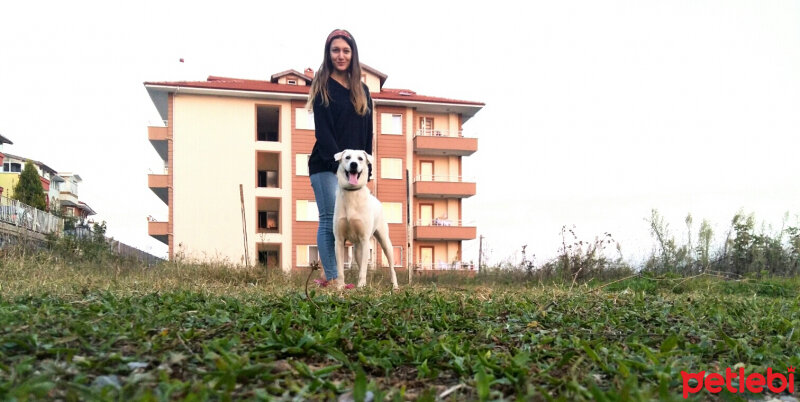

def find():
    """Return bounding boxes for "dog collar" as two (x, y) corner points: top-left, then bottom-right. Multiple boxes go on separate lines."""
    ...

(342, 187), (360, 192)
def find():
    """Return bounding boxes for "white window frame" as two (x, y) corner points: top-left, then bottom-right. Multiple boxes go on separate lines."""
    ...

(381, 245), (403, 267)
(380, 158), (402, 180)
(296, 154), (309, 176)
(381, 113), (403, 135)
(296, 245), (320, 267)
(3, 162), (22, 173)
(381, 202), (403, 224)
(295, 108), (315, 130)
(296, 200), (319, 221)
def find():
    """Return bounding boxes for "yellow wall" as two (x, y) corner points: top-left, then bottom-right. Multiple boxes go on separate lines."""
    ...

(0, 173), (19, 197)
(416, 156), (461, 181)
(172, 94), (293, 270)
(429, 241), (461, 266)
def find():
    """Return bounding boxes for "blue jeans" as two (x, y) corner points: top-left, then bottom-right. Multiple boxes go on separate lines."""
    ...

(310, 172), (338, 280)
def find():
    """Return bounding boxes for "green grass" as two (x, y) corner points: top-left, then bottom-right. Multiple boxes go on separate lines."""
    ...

(1, 257), (799, 400)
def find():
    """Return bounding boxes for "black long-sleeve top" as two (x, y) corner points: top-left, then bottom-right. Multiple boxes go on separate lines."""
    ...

(308, 79), (373, 175)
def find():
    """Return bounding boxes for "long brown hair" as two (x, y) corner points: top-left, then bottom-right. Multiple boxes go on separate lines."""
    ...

(306, 29), (369, 116)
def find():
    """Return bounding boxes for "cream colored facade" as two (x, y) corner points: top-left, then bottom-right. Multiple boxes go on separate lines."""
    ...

(146, 66), (482, 271)
(171, 95), (293, 266)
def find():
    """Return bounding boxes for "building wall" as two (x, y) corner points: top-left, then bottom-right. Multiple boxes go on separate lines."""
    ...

(160, 82), (474, 271)
(171, 94), (293, 268)
(0, 173), (18, 197)
(290, 99), (317, 268)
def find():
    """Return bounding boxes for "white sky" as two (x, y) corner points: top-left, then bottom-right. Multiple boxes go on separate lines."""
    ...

(1, 1), (798, 265)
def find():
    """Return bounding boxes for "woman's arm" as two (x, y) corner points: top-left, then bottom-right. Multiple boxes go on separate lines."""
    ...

(313, 96), (340, 171)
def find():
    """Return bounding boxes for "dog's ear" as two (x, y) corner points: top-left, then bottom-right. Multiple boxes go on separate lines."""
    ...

(364, 152), (374, 164)
(334, 151), (344, 162)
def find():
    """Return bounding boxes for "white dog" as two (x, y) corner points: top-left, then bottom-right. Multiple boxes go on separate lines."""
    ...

(332, 149), (399, 290)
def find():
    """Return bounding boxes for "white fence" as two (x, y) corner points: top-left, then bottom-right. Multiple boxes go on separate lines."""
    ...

(0, 196), (63, 235)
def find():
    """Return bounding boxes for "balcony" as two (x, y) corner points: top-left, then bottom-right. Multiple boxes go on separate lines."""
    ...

(148, 173), (169, 204)
(414, 220), (476, 241)
(413, 129), (477, 156)
(414, 261), (476, 271)
(148, 123), (168, 162)
(414, 175), (476, 198)
(148, 221), (169, 245)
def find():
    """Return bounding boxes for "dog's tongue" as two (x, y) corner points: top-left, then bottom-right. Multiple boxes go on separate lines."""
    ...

(348, 172), (359, 185)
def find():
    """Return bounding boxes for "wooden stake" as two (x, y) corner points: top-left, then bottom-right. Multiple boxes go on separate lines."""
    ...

(240, 184), (250, 267)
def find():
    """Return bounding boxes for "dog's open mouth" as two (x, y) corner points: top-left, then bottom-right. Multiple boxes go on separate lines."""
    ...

(347, 171), (361, 186)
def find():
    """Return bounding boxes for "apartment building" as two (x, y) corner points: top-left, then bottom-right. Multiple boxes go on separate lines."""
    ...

(1, 152), (64, 210)
(144, 65), (482, 271)
(57, 172), (96, 220)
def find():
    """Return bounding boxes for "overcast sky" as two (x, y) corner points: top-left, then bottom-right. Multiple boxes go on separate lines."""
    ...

(1, 0), (798, 265)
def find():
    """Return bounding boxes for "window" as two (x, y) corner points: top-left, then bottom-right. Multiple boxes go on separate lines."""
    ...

(258, 250), (279, 268)
(295, 108), (315, 130)
(296, 245), (320, 266)
(419, 247), (434, 269)
(382, 202), (402, 224)
(257, 105), (279, 142)
(420, 204), (433, 226)
(287, 79), (297, 85)
(258, 211), (279, 231)
(296, 200), (318, 221)
(296, 154), (309, 176)
(381, 246), (403, 267)
(380, 158), (402, 179)
(380, 113), (402, 135)
(420, 117), (433, 135)
(420, 161), (434, 181)
(3, 163), (21, 172)
(258, 170), (278, 188)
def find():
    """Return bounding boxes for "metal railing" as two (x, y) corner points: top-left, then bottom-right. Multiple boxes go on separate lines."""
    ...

(415, 219), (474, 227)
(147, 166), (169, 175)
(414, 129), (473, 138)
(0, 196), (63, 235)
(415, 261), (475, 271)
(414, 175), (475, 183)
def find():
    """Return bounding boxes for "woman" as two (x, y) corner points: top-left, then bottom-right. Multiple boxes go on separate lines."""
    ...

(306, 29), (373, 287)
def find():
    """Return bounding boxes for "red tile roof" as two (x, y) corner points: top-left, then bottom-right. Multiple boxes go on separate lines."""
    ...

(144, 76), (483, 106)
(145, 77), (310, 95)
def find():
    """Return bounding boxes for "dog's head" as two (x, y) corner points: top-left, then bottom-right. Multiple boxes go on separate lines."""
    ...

(334, 149), (373, 190)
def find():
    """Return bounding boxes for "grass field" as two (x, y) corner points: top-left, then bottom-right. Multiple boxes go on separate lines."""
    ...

(1, 257), (799, 401)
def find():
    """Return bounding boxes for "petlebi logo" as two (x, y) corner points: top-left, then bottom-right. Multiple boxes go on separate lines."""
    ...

(681, 366), (795, 398)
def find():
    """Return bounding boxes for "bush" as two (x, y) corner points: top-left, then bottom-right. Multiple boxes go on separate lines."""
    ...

(12, 161), (47, 211)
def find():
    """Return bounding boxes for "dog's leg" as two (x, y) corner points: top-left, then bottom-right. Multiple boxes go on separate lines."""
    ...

(334, 237), (346, 290)
(354, 239), (369, 288)
(374, 225), (398, 290)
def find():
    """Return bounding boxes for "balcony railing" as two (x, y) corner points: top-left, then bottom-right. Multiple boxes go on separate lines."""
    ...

(415, 261), (476, 271)
(415, 219), (473, 227)
(414, 175), (474, 183)
(414, 129), (473, 138)
(0, 195), (63, 235)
